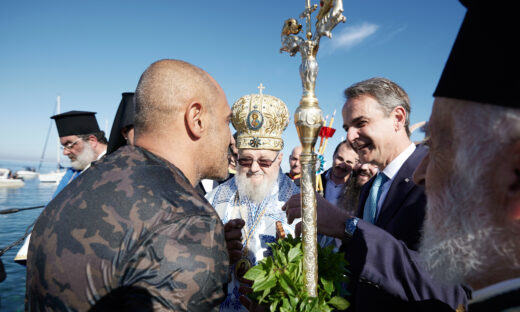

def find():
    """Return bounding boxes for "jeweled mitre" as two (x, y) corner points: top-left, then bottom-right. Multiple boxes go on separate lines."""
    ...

(232, 92), (289, 151)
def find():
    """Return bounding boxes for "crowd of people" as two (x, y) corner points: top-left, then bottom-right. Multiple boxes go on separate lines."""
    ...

(22, 1), (519, 311)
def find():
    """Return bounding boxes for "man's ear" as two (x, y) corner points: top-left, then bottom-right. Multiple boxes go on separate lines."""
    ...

(278, 152), (283, 162)
(185, 102), (204, 140)
(507, 140), (520, 220)
(87, 134), (99, 148)
(392, 106), (407, 132)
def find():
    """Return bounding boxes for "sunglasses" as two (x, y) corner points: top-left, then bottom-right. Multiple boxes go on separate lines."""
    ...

(237, 151), (280, 168)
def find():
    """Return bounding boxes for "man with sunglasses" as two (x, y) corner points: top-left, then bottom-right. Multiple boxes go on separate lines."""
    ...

(206, 89), (300, 312)
(51, 110), (108, 196)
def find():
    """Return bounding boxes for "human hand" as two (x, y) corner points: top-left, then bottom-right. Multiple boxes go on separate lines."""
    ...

(224, 219), (245, 265)
(282, 193), (351, 238)
(239, 282), (267, 312)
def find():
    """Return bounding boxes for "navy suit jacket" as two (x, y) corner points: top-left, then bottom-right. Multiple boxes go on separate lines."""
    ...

(341, 221), (469, 312)
(343, 144), (434, 311)
(356, 144), (428, 251)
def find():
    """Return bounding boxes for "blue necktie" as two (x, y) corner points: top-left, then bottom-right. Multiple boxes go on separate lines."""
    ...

(363, 173), (389, 224)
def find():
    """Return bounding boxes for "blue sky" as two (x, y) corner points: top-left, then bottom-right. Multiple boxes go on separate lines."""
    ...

(0, 0), (466, 172)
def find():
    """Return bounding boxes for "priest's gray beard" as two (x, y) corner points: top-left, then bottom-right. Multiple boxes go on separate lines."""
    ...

(419, 139), (520, 286)
(236, 168), (279, 204)
(71, 143), (96, 170)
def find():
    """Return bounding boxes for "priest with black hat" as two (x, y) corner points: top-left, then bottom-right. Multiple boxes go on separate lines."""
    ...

(51, 110), (108, 195)
(280, 0), (519, 311)
(14, 111), (109, 266)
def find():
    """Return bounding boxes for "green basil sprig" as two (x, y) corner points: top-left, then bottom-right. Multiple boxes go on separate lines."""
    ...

(244, 235), (350, 311)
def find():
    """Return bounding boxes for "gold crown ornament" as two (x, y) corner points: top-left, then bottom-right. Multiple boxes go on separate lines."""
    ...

(232, 84), (289, 151)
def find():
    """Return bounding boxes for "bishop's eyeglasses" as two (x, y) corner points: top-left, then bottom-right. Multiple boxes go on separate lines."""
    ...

(237, 151), (280, 168)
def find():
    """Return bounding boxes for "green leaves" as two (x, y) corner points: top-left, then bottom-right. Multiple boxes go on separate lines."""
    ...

(245, 235), (350, 311)
(329, 296), (350, 310)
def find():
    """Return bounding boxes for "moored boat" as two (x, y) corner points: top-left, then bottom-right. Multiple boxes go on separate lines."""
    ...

(0, 168), (25, 188)
(38, 170), (65, 183)
(15, 167), (38, 180)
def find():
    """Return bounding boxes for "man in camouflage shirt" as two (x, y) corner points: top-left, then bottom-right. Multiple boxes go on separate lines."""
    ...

(26, 59), (233, 311)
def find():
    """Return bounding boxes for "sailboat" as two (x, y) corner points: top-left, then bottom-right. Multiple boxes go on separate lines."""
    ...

(38, 96), (66, 184)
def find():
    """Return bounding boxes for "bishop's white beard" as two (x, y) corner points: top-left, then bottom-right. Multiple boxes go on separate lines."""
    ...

(236, 169), (279, 204)
(419, 144), (519, 286)
(71, 143), (96, 170)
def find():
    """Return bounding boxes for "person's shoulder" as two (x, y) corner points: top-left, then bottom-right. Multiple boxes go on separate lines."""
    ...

(320, 168), (331, 181)
(405, 144), (428, 166)
(278, 172), (300, 196)
(88, 147), (214, 217)
(206, 176), (236, 206)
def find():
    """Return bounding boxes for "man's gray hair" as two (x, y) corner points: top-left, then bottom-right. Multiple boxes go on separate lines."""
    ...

(345, 77), (411, 137)
(78, 131), (108, 145)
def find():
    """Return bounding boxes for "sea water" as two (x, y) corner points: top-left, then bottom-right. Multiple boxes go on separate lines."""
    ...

(0, 160), (58, 311)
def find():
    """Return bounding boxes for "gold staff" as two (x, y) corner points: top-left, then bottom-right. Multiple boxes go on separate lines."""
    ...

(280, 0), (346, 297)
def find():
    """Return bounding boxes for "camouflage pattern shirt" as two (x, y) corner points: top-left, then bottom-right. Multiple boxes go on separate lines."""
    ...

(26, 146), (229, 311)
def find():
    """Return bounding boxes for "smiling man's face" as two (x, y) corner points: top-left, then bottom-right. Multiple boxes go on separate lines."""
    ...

(342, 95), (396, 167)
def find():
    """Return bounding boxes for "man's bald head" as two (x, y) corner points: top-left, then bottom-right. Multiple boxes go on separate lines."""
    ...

(289, 146), (302, 176)
(134, 59), (221, 136)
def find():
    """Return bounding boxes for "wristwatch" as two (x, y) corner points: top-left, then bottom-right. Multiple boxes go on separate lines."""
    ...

(344, 217), (359, 240)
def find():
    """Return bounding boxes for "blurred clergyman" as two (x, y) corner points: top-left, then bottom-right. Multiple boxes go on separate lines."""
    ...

(107, 92), (135, 155)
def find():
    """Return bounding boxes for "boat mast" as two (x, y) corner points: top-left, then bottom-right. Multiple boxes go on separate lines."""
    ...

(56, 96), (61, 171)
(37, 95), (60, 172)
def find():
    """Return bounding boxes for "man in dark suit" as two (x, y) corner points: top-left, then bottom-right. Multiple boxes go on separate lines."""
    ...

(343, 77), (426, 251)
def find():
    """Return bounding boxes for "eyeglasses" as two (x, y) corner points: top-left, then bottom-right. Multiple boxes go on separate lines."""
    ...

(60, 138), (82, 151)
(237, 151), (280, 168)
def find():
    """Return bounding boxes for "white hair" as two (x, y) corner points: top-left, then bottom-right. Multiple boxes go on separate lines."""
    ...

(419, 100), (520, 286)
(235, 166), (280, 204)
(71, 142), (96, 170)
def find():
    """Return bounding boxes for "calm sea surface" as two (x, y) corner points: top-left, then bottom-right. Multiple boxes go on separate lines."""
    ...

(0, 159), (59, 312)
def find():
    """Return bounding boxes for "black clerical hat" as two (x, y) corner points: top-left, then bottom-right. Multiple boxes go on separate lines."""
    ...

(107, 93), (135, 154)
(434, 0), (519, 109)
(51, 111), (101, 137)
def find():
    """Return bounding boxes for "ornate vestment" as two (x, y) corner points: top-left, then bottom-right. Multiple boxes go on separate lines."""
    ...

(206, 171), (300, 312)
